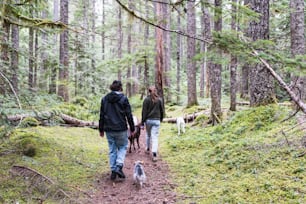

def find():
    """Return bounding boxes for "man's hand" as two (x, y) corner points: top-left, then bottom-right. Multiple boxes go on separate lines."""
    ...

(100, 132), (104, 137)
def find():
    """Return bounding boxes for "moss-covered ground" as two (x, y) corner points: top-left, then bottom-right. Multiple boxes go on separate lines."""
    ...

(0, 126), (108, 203)
(0, 100), (305, 203)
(160, 104), (305, 203)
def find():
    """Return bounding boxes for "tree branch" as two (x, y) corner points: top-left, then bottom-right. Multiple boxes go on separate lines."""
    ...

(115, 0), (210, 43)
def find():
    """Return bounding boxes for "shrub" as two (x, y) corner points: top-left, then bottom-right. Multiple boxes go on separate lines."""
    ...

(20, 117), (39, 128)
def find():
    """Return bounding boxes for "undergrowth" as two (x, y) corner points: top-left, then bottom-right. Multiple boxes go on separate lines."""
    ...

(160, 104), (306, 203)
(0, 126), (108, 203)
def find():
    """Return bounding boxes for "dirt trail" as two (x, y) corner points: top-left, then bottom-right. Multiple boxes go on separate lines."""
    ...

(91, 129), (178, 204)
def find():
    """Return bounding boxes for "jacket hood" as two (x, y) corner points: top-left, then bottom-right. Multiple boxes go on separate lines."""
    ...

(105, 91), (124, 103)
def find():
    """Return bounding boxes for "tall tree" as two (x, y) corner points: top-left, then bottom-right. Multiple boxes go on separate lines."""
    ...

(141, 0), (150, 99)
(230, 0), (238, 111)
(58, 0), (69, 101)
(249, 0), (275, 106)
(39, 10), (48, 91)
(91, 0), (97, 94)
(186, 0), (198, 107)
(28, 26), (34, 91)
(210, 0), (222, 124)
(117, 5), (123, 80)
(240, 0), (250, 99)
(176, 8), (182, 104)
(10, 24), (19, 93)
(50, 0), (59, 94)
(0, 18), (10, 94)
(203, 6), (212, 99)
(155, 1), (164, 101)
(126, 0), (133, 97)
(163, 1), (171, 102)
(102, 0), (105, 61)
(290, 0), (305, 100)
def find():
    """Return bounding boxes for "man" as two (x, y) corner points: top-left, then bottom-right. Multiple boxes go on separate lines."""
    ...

(99, 80), (135, 180)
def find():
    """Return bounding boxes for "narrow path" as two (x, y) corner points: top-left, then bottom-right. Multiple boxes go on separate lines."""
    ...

(91, 128), (178, 204)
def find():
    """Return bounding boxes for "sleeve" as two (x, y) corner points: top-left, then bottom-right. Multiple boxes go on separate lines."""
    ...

(159, 99), (164, 122)
(125, 97), (135, 132)
(141, 98), (149, 125)
(99, 98), (104, 133)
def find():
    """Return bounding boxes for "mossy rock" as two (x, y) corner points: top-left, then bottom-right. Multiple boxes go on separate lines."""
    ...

(71, 97), (88, 106)
(18, 138), (37, 157)
(20, 117), (39, 128)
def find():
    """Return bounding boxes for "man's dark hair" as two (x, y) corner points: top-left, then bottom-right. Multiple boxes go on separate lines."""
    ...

(110, 80), (123, 91)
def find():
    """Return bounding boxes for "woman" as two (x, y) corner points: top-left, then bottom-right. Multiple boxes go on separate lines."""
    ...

(141, 86), (164, 162)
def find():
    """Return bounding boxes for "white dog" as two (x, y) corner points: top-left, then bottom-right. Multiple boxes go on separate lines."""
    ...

(133, 161), (146, 188)
(176, 116), (186, 135)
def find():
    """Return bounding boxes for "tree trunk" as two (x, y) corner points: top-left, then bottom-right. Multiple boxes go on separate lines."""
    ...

(141, 0), (150, 99)
(186, 0), (198, 107)
(163, 1), (171, 103)
(49, 0), (59, 94)
(199, 1), (206, 98)
(176, 8), (182, 104)
(126, 0), (133, 97)
(203, 7), (212, 98)
(10, 24), (19, 94)
(155, 2), (164, 101)
(39, 10), (48, 92)
(58, 0), (69, 102)
(249, 0), (275, 106)
(230, 0), (238, 111)
(28, 27), (34, 91)
(210, 0), (222, 125)
(0, 19), (10, 94)
(34, 29), (38, 90)
(102, 0), (105, 61)
(117, 5), (123, 80)
(290, 0), (305, 101)
(91, 0), (96, 94)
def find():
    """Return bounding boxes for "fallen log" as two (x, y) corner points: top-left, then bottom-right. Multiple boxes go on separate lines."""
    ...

(163, 111), (209, 123)
(6, 111), (98, 129)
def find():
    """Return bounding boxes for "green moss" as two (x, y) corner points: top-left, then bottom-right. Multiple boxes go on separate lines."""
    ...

(160, 104), (306, 203)
(0, 126), (108, 203)
(20, 117), (39, 128)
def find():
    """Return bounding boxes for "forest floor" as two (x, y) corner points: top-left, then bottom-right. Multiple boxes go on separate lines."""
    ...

(91, 128), (179, 204)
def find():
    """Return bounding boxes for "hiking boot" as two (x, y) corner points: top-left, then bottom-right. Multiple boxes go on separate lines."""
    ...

(145, 148), (150, 154)
(152, 156), (157, 162)
(110, 171), (117, 181)
(115, 165), (126, 178)
(152, 152), (157, 162)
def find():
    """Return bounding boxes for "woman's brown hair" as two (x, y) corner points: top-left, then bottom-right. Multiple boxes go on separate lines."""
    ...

(148, 86), (159, 103)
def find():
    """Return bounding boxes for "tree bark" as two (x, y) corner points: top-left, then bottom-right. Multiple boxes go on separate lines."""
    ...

(230, 0), (238, 111)
(290, 0), (305, 101)
(155, 2), (165, 101)
(210, 0), (222, 125)
(50, 0), (59, 94)
(249, 0), (275, 106)
(176, 8), (182, 104)
(11, 24), (19, 94)
(186, 0), (198, 107)
(58, 0), (69, 102)
(28, 27), (34, 91)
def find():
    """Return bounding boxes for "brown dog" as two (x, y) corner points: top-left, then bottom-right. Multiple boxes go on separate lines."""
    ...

(128, 125), (141, 153)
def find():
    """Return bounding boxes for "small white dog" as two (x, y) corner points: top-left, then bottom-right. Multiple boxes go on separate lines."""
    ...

(176, 116), (186, 135)
(133, 160), (146, 188)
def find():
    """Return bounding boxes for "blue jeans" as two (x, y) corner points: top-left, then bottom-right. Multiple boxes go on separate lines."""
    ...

(105, 131), (128, 171)
(145, 119), (160, 154)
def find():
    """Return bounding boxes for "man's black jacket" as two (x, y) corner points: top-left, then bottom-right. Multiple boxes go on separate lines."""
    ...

(99, 91), (135, 133)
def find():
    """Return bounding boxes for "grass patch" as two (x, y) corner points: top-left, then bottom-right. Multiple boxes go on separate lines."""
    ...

(160, 104), (306, 203)
(0, 126), (108, 203)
